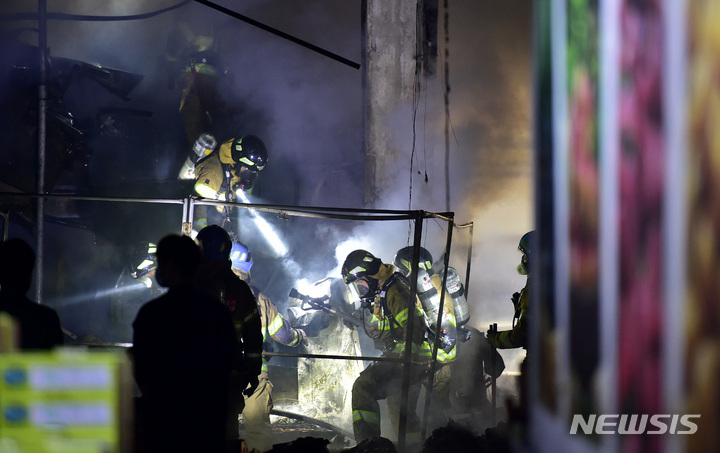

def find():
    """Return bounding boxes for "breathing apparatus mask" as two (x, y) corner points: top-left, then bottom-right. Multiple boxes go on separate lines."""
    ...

(517, 253), (529, 275)
(237, 167), (258, 188)
(351, 277), (379, 309)
(232, 167), (258, 195)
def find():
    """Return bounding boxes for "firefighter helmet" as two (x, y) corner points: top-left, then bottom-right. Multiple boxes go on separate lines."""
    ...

(518, 231), (536, 260)
(129, 241), (157, 279)
(393, 246), (434, 277)
(517, 230), (536, 275)
(231, 135), (267, 171)
(230, 241), (253, 273)
(196, 225), (232, 262)
(341, 250), (382, 284)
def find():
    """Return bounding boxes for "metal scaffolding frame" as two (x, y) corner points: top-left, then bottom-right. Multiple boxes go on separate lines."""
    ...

(0, 191), (474, 450)
(7, 2), (472, 450)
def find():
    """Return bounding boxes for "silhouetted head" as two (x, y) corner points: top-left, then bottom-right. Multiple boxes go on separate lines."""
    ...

(0, 238), (36, 294)
(419, 421), (483, 453)
(154, 234), (201, 288)
(196, 224), (232, 262)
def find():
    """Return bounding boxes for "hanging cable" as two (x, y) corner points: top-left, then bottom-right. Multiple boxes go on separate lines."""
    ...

(0, 0), (360, 69)
(193, 0), (360, 69)
(422, 69), (430, 184)
(408, 1), (425, 244)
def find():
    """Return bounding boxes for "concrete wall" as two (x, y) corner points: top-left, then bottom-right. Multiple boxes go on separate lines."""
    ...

(362, 0), (420, 206)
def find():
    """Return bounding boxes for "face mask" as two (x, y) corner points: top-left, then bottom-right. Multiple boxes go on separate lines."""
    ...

(517, 254), (529, 275)
(516, 262), (528, 275)
(239, 169), (258, 184)
(352, 277), (378, 299)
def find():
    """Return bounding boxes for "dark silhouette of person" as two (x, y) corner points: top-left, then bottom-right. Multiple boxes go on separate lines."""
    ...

(0, 238), (63, 350)
(131, 234), (237, 453)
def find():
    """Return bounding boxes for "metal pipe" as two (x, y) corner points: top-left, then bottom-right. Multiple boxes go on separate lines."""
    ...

(193, 198), (427, 218)
(0, 211), (9, 241)
(0, 193), (455, 224)
(182, 197), (194, 236)
(397, 210), (424, 452)
(420, 212), (454, 438)
(458, 222), (474, 302)
(35, 0), (47, 304)
(0, 192), (187, 205)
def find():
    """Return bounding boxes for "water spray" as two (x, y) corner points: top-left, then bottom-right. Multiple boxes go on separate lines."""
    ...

(236, 190), (289, 257)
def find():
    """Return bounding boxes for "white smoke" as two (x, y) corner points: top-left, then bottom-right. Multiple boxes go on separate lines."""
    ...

(1, 0), (532, 390)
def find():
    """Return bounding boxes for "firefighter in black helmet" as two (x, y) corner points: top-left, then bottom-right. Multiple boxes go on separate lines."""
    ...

(194, 134), (267, 199)
(193, 225), (264, 443)
(486, 230), (535, 425)
(341, 250), (432, 443)
(392, 246), (457, 430)
(486, 231), (535, 350)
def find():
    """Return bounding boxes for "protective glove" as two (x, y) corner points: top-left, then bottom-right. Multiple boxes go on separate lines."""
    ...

(458, 327), (472, 343)
(296, 328), (309, 346)
(486, 329), (498, 345)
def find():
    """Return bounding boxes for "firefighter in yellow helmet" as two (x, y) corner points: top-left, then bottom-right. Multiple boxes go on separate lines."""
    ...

(341, 250), (432, 443)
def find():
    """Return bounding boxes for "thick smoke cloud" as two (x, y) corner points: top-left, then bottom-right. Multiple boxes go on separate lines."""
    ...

(0, 1), (533, 375)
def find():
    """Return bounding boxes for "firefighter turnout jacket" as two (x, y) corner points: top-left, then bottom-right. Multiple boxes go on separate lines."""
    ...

(193, 259), (263, 378)
(194, 139), (240, 200)
(489, 276), (530, 349)
(370, 264), (432, 362)
(254, 288), (306, 376)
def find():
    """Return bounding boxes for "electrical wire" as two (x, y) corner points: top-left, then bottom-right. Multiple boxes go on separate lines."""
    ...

(0, 0), (361, 70)
(443, 0), (451, 212)
(408, 2), (424, 245)
(437, 0), (461, 213)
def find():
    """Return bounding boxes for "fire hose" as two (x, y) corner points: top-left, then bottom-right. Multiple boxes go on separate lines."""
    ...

(288, 288), (363, 328)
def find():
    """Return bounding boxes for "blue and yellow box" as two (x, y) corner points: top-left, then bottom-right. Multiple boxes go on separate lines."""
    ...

(0, 348), (133, 453)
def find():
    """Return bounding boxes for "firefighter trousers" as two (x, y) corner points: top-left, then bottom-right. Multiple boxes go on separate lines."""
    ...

(387, 362), (453, 434)
(351, 361), (426, 443)
(242, 376), (274, 453)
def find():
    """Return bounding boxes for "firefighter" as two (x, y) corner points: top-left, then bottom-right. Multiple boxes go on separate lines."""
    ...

(110, 241), (163, 342)
(192, 134), (268, 229)
(164, 19), (226, 147)
(341, 249), (432, 443)
(392, 246), (457, 428)
(486, 230), (535, 424)
(229, 239), (308, 453)
(193, 225), (264, 444)
(486, 231), (534, 350)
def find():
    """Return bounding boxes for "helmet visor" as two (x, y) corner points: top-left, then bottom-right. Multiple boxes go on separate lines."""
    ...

(352, 279), (371, 298)
(351, 277), (378, 299)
